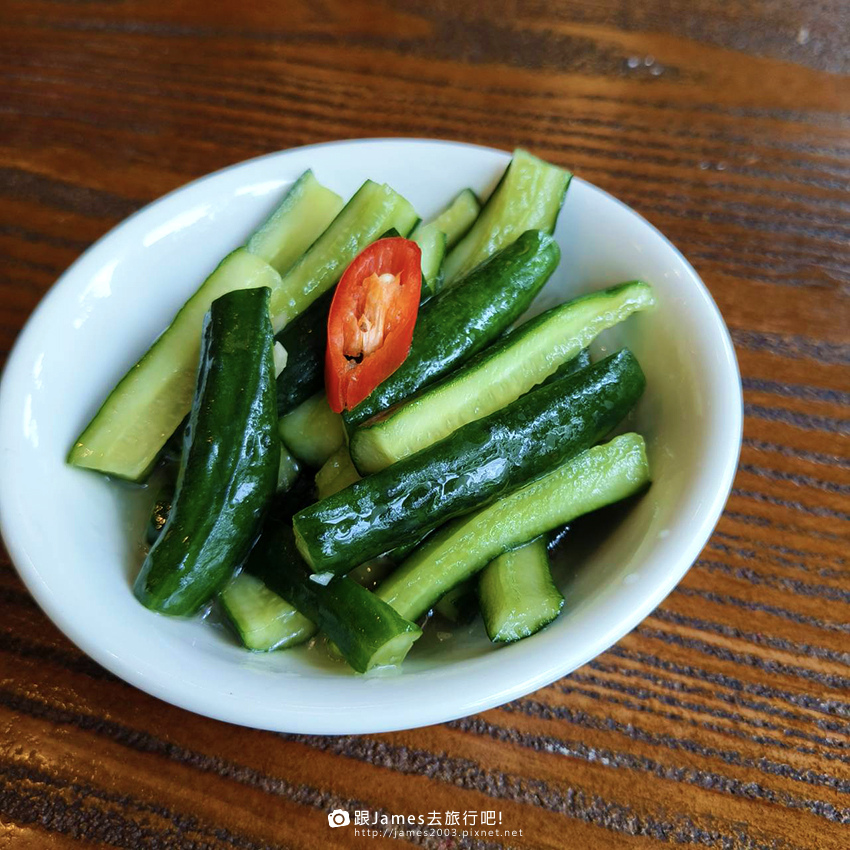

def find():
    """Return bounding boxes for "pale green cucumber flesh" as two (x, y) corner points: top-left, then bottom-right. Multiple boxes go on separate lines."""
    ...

(369, 631), (422, 668)
(220, 572), (316, 651)
(69, 249), (282, 481)
(269, 180), (418, 331)
(411, 223), (447, 297)
(430, 188), (481, 250)
(279, 392), (345, 467)
(442, 149), (570, 285)
(246, 170), (344, 275)
(351, 281), (655, 473)
(376, 433), (650, 622)
(71, 169), (344, 482)
(478, 537), (564, 642)
(315, 446), (361, 499)
(272, 342), (288, 376)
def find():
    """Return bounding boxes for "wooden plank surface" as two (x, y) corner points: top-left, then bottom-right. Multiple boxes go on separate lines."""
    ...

(0, 1), (848, 847)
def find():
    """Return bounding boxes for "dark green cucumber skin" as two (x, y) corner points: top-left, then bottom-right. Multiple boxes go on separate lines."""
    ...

(342, 230), (560, 430)
(134, 288), (280, 616)
(244, 487), (418, 673)
(295, 349), (645, 574)
(274, 288), (332, 416)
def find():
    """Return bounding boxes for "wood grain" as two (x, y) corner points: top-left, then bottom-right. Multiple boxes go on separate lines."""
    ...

(0, 1), (847, 848)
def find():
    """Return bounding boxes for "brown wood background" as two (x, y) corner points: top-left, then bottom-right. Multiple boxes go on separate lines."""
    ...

(1, 1), (848, 848)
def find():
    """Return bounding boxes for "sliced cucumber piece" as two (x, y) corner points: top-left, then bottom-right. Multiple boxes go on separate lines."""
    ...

(315, 446), (361, 499)
(315, 451), (413, 585)
(443, 149), (570, 286)
(430, 188), (481, 250)
(246, 508), (422, 673)
(295, 350), (645, 574)
(350, 281), (654, 473)
(411, 223), (447, 298)
(409, 187), (480, 297)
(269, 180), (418, 331)
(220, 571), (317, 651)
(133, 287), (280, 616)
(377, 433), (650, 621)
(69, 249), (282, 481)
(479, 537), (564, 642)
(246, 170), (343, 275)
(71, 173), (342, 482)
(279, 392), (345, 468)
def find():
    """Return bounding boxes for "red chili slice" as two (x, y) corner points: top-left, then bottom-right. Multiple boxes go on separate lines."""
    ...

(325, 237), (422, 413)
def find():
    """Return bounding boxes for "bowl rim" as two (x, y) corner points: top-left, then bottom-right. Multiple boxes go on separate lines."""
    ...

(0, 137), (743, 733)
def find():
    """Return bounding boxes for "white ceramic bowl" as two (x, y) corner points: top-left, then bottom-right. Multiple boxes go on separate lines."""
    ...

(0, 139), (741, 734)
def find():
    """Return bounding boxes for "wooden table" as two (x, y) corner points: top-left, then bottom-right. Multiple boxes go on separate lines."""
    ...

(1, 2), (847, 848)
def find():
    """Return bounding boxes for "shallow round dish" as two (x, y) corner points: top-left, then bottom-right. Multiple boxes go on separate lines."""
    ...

(0, 139), (741, 734)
